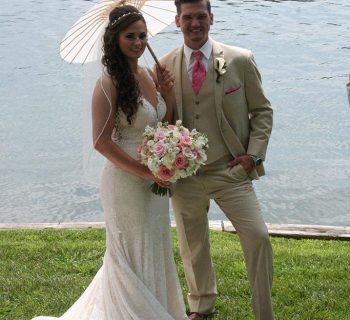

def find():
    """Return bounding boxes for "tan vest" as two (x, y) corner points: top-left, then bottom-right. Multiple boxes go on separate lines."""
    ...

(181, 56), (230, 164)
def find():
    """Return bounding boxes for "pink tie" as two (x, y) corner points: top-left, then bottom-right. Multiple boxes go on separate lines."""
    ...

(192, 51), (206, 96)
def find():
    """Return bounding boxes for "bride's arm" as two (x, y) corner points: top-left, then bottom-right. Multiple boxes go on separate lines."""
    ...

(91, 76), (165, 185)
(161, 88), (176, 124)
(152, 66), (176, 123)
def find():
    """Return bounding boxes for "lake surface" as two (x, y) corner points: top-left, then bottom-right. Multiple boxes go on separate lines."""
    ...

(0, 0), (349, 225)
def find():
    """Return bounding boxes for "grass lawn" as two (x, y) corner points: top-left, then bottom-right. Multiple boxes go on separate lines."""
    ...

(0, 229), (349, 320)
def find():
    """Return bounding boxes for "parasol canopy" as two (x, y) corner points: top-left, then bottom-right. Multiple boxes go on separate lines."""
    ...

(60, 0), (176, 64)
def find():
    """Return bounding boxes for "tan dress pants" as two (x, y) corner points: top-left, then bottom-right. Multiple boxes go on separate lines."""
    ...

(171, 155), (274, 320)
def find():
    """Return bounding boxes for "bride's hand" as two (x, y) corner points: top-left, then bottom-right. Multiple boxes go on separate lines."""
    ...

(154, 177), (171, 189)
(156, 64), (175, 95)
(144, 170), (171, 188)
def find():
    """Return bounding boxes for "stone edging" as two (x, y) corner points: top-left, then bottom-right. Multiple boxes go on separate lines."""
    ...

(0, 221), (349, 240)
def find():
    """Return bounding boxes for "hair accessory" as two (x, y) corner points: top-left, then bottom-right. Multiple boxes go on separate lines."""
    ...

(110, 12), (143, 28)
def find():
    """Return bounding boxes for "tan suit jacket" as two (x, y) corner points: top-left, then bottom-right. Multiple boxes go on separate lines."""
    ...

(159, 41), (273, 180)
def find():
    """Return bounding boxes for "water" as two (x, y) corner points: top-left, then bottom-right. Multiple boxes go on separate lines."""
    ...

(0, 0), (349, 225)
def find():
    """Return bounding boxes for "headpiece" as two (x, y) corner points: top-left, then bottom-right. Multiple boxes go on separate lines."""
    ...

(109, 11), (143, 28)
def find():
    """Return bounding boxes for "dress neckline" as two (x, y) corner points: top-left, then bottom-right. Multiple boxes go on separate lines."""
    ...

(142, 92), (166, 122)
(142, 92), (161, 112)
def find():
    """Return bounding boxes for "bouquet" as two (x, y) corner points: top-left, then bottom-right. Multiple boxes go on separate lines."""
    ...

(137, 120), (209, 196)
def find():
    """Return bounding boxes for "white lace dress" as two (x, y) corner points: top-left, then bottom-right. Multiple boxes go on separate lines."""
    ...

(33, 95), (188, 320)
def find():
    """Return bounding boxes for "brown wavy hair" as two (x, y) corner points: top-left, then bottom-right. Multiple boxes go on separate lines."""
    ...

(174, 0), (211, 15)
(102, 5), (146, 124)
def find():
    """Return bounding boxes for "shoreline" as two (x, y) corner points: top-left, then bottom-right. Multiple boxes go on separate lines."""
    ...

(1, 221), (349, 240)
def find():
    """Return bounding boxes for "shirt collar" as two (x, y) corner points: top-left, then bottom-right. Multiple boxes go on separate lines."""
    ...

(183, 38), (213, 67)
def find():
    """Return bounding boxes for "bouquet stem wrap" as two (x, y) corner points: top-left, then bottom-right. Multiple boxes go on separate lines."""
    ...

(150, 183), (169, 197)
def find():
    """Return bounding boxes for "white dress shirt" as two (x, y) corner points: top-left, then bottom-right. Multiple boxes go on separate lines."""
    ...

(183, 38), (213, 81)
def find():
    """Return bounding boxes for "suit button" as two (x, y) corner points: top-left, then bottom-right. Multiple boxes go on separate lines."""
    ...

(195, 101), (199, 105)
(195, 114), (200, 119)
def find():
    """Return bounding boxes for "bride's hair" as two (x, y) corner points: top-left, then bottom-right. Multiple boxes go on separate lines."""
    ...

(102, 5), (146, 124)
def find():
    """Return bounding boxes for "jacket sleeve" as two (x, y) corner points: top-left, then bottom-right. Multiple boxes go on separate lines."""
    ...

(244, 52), (273, 160)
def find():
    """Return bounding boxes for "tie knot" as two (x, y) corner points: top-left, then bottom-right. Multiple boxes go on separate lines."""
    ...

(193, 51), (203, 61)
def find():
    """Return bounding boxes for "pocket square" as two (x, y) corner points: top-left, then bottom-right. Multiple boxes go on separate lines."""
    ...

(225, 85), (241, 95)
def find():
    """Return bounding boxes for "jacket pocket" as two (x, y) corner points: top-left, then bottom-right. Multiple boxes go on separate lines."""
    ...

(225, 85), (241, 95)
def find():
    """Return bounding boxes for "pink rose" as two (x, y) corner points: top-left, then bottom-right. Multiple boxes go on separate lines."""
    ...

(174, 154), (189, 169)
(192, 149), (201, 159)
(153, 142), (166, 158)
(167, 125), (175, 130)
(180, 134), (192, 147)
(158, 165), (175, 181)
(155, 129), (166, 141)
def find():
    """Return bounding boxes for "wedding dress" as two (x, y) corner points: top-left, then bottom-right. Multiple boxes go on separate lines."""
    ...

(33, 87), (188, 319)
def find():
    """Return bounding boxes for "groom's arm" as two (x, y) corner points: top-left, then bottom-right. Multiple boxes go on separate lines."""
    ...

(244, 52), (273, 161)
(157, 52), (180, 123)
(152, 63), (176, 123)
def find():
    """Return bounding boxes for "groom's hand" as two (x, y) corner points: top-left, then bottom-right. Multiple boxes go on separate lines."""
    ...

(228, 155), (255, 174)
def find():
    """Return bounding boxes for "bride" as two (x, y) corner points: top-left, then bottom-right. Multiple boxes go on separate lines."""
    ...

(33, 5), (188, 320)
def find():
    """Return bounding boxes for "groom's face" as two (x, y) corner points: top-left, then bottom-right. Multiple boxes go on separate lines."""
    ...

(175, 0), (213, 50)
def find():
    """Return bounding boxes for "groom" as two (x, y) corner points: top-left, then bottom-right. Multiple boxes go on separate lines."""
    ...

(159, 0), (274, 319)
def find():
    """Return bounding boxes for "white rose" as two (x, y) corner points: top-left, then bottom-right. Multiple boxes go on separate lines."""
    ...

(147, 157), (160, 173)
(162, 153), (176, 169)
(215, 57), (227, 75)
(147, 140), (155, 147)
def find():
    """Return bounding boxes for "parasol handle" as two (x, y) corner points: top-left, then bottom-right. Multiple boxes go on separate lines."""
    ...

(146, 43), (161, 68)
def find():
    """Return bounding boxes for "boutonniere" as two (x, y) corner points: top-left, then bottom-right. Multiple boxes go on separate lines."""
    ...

(215, 57), (227, 83)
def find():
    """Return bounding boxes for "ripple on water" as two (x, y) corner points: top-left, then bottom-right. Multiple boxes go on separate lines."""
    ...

(1, 0), (350, 225)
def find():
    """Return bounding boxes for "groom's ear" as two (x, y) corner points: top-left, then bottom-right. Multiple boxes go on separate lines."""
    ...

(175, 15), (180, 27)
(210, 13), (213, 25)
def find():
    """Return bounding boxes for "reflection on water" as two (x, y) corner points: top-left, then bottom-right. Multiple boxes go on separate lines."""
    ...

(0, 0), (349, 225)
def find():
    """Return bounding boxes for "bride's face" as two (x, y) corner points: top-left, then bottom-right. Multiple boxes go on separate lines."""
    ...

(118, 20), (148, 60)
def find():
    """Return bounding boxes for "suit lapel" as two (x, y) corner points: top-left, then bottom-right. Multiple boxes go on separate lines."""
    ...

(213, 42), (225, 127)
(173, 46), (184, 120)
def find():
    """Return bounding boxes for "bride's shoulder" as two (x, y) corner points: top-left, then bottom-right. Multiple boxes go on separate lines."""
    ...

(98, 72), (115, 87)
(92, 72), (118, 104)
(95, 72), (117, 94)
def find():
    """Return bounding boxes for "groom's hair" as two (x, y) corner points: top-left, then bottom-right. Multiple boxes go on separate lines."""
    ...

(174, 0), (211, 15)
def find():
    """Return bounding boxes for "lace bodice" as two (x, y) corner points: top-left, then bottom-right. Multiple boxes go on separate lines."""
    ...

(111, 93), (167, 159)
